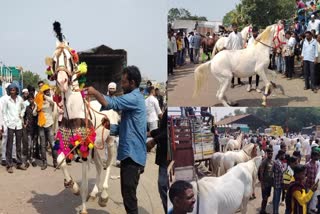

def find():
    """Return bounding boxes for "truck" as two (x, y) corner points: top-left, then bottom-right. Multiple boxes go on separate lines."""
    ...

(264, 125), (284, 137)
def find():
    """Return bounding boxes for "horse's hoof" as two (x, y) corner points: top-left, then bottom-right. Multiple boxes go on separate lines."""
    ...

(87, 195), (96, 202)
(98, 196), (109, 207)
(80, 211), (88, 214)
(261, 102), (266, 107)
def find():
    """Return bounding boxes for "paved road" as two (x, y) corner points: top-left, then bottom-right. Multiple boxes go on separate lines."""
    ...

(168, 61), (320, 107)
(0, 145), (163, 214)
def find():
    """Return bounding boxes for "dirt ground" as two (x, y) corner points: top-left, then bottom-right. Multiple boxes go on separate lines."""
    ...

(0, 141), (163, 214)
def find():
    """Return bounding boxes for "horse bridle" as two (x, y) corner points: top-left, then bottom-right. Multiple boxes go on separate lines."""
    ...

(53, 45), (75, 84)
(255, 25), (286, 49)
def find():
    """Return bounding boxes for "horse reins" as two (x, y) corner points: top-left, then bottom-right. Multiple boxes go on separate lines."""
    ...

(255, 25), (286, 50)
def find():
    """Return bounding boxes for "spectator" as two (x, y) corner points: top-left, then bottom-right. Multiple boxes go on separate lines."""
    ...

(107, 82), (117, 96)
(188, 32), (194, 63)
(0, 83), (17, 166)
(295, 139), (302, 151)
(23, 94), (38, 168)
(293, 150), (302, 163)
(200, 107), (213, 125)
(87, 65), (147, 214)
(168, 180), (196, 214)
(35, 84), (58, 170)
(305, 151), (319, 212)
(191, 32), (201, 64)
(145, 86), (162, 131)
(224, 23), (244, 88)
(168, 29), (175, 75)
(147, 108), (168, 213)
(301, 31), (318, 93)
(308, 15), (320, 35)
(273, 150), (286, 214)
(258, 148), (274, 214)
(283, 31), (296, 80)
(155, 88), (164, 111)
(283, 156), (298, 214)
(22, 88), (29, 101)
(286, 164), (318, 214)
(2, 83), (27, 173)
(247, 26), (261, 92)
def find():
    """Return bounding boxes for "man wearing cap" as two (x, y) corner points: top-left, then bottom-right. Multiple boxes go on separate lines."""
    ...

(2, 83), (27, 173)
(308, 15), (320, 35)
(35, 84), (57, 170)
(224, 23), (244, 88)
(0, 83), (17, 166)
(107, 82), (117, 96)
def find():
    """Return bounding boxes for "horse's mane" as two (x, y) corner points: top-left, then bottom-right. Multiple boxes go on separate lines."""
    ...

(242, 143), (254, 156)
(254, 25), (273, 45)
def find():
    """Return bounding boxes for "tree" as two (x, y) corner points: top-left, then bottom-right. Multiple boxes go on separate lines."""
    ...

(168, 8), (208, 23)
(223, 0), (295, 29)
(22, 70), (41, 89)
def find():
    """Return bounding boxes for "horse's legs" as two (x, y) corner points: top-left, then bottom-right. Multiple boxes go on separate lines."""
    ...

(57, 153), (80, 195)
(80, 160), (89, 214)
(256, 68), (273, 106)
(241, 197), (250, 214)
(88, 149), (103, 201)
(99, 136), (115, 207)
(217, 75), (232, 107)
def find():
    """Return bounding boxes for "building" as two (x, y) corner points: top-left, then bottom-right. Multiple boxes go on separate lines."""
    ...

(78, 45), (127, 95)
(172, 19), (222, 35)
(216, 114), (267, 133)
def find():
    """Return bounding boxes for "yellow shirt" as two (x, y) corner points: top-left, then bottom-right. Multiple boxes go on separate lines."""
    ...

(177, 39), (183, 51)
(292, 189), (314, 214)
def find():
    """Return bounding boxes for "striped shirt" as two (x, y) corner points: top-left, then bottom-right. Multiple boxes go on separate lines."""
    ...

(273, 159), (285, 189)
(305, 160), (318, 189)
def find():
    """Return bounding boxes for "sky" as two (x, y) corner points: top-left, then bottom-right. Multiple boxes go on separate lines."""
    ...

(0, 0), (167, 82)
(168, 0), (241, 21)
(168, 107), (247, 121)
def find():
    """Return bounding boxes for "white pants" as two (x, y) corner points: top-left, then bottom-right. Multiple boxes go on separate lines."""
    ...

(310, 189), (319, 211)
(1, 125), (17, 160)
(148, 121), (158, 132)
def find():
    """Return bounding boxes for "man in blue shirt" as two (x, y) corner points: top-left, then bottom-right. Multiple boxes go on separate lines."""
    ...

(87, 66), (146, 214)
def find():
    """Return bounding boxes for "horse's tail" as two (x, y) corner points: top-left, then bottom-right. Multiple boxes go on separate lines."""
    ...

(193, 61), (211, 98)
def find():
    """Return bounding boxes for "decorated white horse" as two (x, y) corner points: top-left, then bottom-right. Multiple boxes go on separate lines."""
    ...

(46, 21), (120, 214)
(224, 133), (244, 151)
(194, 23), (285, 106)
(191, 156), (262, 214)
(211, 24), (252, 56)
(220, 143), (258, 176)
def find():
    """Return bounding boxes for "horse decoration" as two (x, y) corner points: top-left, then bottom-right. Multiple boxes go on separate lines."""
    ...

(194, 23), (285, 106)
(45, 21), (120, 214)
(191, 156), (262, 214)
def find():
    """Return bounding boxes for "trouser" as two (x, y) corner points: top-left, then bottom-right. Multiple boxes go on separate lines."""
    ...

(181, 48), (186, 64)
(177, 50), (182, 66)
(39, 126), (57, 164)
(276, 55), (284, 73)
(214, 136), (220, 152)
(304, 60), (316, 89)
(285, 56), (294, 78)
(1, 125), (16, 160)
(316, 63), (320, 86)
(22, 127), (28, 157)
(273, 187), (282, 214)
(121, 158), (144, 214)
(173, 52), (177, 68)
(194, 48), (200, 63)
(167, 55), (174, 75)
(231, 77), (242, 85)
(248, 75), (260, 87)
(189, 48), (194, 62)
(26, 133), (36, 162)
(6, 128), (23, 167)
(147, 121), (158, 132)
(158, 165), (168, 213)
(200, 111), (213, 124)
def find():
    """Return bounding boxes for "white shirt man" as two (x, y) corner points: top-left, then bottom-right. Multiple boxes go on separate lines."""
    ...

(224, 31), (243, 50)
(295, 141), (302, 152)
(307, 16), (320, 34)
(145, 87), (162, 132)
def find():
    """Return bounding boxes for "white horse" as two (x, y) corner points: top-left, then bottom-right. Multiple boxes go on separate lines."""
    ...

(220, 143), (257, 176)
(210, 152), (224, 176)
(224, 133), (243, 151)
(191, 156), (262, 214)
(211, 25), (252, 56)
(194, 23), (285, 107)
(219, 136), (230, 151)
(48, 21), (120, 214)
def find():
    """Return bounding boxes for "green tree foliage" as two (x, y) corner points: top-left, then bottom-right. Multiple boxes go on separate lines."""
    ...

(22, 70), (41, 89)
(223, 0), (295, 29)
(245, 107), (320, 132)
(168, 8), (208, 23)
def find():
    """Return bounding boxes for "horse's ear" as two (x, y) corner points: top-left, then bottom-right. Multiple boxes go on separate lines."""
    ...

(45, 57), (53, 66)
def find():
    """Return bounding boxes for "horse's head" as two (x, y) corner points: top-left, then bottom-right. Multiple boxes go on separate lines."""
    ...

(271, 23), (286, 49)
(47, 21), (77, 93)
(243, 143), (257, 157)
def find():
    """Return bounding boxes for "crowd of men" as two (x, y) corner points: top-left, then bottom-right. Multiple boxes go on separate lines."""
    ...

(0, 66), (168, 214)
